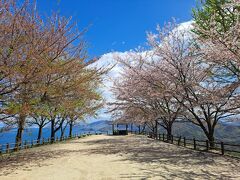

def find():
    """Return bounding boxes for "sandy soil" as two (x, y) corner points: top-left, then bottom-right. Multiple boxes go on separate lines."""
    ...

(0, 135), (239, 180)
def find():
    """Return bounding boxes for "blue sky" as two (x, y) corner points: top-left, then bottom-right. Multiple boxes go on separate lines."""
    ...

(36, 0), (197, 57)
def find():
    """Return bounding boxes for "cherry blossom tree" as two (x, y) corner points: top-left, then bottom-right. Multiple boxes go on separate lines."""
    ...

(110, 50), (184, 139)
(111, 21), (240, 148)
(148, 22), (240, 147)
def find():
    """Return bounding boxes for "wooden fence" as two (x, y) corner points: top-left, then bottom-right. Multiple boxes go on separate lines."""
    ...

(0, 132), (105, 155)
(134, 131), (240, 157)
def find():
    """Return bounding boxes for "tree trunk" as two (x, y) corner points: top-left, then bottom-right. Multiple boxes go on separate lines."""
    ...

(60, 122), (68, 139)
(37, 125), (43, 141)
(60, 128), (64, 139)
(15, 114), (26, 150)
(141, 123), (146, 134)
(155, 120), (158, 138)
(50, 119), (55, 143)
(112, 124), (114, 135)
(207, 129), (215, 148)
(69, 120), (73, 138)
(167, 125), (172, 142)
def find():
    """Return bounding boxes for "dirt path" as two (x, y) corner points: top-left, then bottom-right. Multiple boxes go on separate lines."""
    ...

(0, 135), (239, 180)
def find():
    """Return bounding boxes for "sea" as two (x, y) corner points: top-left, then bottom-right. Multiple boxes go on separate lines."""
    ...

(0, 126), (104, 147)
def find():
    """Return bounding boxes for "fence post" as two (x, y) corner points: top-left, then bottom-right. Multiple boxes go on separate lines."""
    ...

(6, 143), (10, 153)
(206, 140), (209, 151)
(221, 142), (224, 155)
(171, 135), (174, 144)
(0, 145), (2, 155)
(42, 138), (45, 145)
(193, 138), (196, 150)
(163, 134), (165, 141)
(31, 140), (33, 148)
(178, 136), (181, 146)
(183, 137), (186, 147)
(159, 134), (161, 141)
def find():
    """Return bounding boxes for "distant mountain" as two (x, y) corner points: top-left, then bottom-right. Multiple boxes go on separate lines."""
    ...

(78, 120), (113, 133)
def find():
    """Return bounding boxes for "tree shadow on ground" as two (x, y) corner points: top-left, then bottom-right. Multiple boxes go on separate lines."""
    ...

(0, 135), (239, 179)
(0, 144), (85, 176)
(82, 135), (240, 179)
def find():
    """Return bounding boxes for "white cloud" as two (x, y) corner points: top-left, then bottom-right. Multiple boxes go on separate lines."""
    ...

(96, 52), (128, 101)
(89, 52), (129, 121)
(176, 20), (194, 31)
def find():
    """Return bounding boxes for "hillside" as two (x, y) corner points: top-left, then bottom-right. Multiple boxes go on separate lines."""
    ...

(87, 120), (240, 144)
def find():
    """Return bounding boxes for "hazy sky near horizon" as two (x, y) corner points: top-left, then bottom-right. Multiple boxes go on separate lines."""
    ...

(36, 0), (197, 57)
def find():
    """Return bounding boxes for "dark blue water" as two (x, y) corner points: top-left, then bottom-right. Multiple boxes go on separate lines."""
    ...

(0, 126), (101, 146)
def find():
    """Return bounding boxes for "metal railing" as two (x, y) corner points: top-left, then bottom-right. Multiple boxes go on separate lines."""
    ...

(0, 132), (105, 155)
